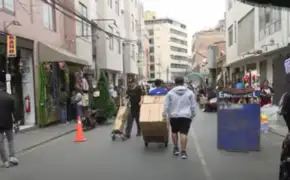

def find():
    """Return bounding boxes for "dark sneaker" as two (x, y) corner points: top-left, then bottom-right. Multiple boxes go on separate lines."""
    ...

(173, 147), (180, 156)
(136, 132), (141, 136)
(180, 151), (188, 159)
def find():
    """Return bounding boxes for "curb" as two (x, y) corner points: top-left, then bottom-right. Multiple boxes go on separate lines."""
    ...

(269, 127), (286, 137)
(16, 129), (76, 154)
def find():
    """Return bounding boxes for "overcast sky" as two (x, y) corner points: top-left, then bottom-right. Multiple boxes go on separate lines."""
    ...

(141, 0), (226, 52)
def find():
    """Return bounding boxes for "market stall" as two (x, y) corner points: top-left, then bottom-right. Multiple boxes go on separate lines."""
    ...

(217, 70), (261, 152)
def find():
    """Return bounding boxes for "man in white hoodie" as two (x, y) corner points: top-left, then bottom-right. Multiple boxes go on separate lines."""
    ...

(163, 77), (196, 159)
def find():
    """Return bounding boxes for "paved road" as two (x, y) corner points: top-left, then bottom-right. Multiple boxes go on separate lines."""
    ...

(0, 111), (283, 180)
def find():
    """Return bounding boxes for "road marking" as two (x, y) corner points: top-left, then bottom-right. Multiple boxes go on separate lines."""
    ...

(190, 127), (213, 180)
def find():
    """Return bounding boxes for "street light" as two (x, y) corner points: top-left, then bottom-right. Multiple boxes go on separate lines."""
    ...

(3, 20), (21, 94)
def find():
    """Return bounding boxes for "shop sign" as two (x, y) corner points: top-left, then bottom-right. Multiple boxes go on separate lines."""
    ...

(6, 35), (17, 58)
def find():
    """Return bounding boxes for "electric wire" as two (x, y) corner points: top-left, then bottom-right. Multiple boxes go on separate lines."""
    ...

(47, 0), (137, 42)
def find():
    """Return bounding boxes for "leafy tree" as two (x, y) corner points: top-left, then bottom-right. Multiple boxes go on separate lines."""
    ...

(94, 72), (117, 119)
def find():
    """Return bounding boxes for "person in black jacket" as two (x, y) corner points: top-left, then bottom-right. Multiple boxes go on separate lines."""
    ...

(0, 81), (19, 168)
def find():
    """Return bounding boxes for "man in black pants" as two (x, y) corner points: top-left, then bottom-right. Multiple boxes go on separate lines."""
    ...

(124, 79), (145, 139)
(163, 77), (196, 159)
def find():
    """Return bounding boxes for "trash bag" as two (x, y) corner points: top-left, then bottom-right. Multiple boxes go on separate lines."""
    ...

(261, 104), (279, 122)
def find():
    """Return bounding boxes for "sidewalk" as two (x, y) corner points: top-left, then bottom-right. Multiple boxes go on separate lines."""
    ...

(15, 123), (76, 154)
(269, 118), (288, 137)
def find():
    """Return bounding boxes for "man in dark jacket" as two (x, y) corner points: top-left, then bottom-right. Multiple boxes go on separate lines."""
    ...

(0, 82), (19, 168)
(124, 78), (145, 139)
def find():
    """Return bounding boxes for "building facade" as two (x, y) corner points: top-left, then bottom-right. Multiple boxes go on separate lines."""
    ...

(225, 0), (290, 103)
(145, 12), (189, 82)
(0, 0), (87, 128)
(191, 30), (225, 76)
(94, 0), (125, 85)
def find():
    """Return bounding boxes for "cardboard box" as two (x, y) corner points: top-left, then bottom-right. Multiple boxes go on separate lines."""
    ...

(139, 102), (168, 137)
(112, 106), (129, 131)
(142, 95), (165, 104)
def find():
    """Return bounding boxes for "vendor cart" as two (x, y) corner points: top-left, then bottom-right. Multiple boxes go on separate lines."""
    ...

(217, 88), (261, 152)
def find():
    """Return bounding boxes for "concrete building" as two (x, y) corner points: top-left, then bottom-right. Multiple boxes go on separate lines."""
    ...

(0, 0), (87, 127)
(136, 4), (150, 79)
(191, 29), (225, 76)
(123, 0), (142, 81)
(74, 0), (96, 72)
(145, 12), (189, 82)
(94, 0), (125, 85)
(94, 0), (143, 85)
(225, 0), (290, 103)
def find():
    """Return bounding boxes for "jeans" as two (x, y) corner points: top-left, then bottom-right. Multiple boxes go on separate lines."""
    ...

(60, 106), (67, 123)
(125, 108), (141, 136)
(0, 129), (15, 163)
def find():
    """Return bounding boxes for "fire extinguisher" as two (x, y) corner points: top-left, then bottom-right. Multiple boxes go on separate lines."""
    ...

(25, 95), (31, 113)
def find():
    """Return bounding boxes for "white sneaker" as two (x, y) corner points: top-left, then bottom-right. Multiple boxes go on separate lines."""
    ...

(9, 157), (19, 165)
(3, 161), (10, 168)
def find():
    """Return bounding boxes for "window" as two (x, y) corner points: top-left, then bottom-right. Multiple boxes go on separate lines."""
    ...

(259, 7), (282, 39)
(150, 65), (155, 71)
(228, 25), (233, 46)
(109, 26), (113, 50)
(132, 44), (135, 59)
(170, 63), (188, 69)
(108, 0), (112, 8)
(79, 2), (89, 37)
(115, 0), (119, 15)
(149, 47), (154, 53)
(170, 37), (187, 46)
(150, 73), (155, 79)
(148, 29), (154, 35)
(170, 28), (187, 37)
(150, 55), (154, 62)
(149, 38), (154, 44)
(43, 0), (56, 31)
(131, 15), (134, 31)
(1, 0), (15, 13)
(116, 32), (121, 53)
(170, 46), (187, 53)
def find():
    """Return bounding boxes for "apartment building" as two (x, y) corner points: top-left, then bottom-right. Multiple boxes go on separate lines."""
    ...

(145, 12), (189, 82)
(0, 0), (87, 127)
(191, 30), (225, 75)
(136, 2), (149, 79)
(225, 0), (290, 103)
(75, 0), (96, 73)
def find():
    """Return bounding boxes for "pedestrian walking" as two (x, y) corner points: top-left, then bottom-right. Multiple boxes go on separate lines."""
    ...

(0, 82), (19, 168)
(58, 87), (68, 124)
(123, 79), (145, 139)
(163, 77), (196, 159)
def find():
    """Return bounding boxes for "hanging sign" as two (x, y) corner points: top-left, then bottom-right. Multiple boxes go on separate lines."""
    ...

(6, 35), (17, 58)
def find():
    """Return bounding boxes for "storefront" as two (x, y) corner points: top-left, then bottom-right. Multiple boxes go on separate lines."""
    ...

(36, 41), (88, 126)
(0, 33), (36, 127)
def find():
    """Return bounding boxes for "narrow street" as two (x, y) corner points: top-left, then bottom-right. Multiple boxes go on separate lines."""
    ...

(0, 110), (282, 180)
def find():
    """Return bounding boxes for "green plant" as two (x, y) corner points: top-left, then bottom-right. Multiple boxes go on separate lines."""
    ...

(95, 72), (117, 119)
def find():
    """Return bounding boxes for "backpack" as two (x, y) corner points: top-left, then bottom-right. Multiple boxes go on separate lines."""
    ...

(277, 92), (288, 115)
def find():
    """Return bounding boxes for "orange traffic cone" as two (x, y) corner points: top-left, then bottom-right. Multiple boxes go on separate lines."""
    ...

(73, 116), (86, 142)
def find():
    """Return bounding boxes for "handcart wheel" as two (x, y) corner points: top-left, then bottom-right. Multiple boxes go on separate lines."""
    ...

(164, 141), (168, 147)
(111, 135), (116, 141)
(144, 141), (148, 147)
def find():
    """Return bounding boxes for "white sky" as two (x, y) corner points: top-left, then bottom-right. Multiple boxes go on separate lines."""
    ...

(141, 0), (226, 53)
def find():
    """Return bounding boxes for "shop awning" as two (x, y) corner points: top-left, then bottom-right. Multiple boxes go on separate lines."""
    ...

(37, 41), (89, 66)
(238, 0), (290, 9)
